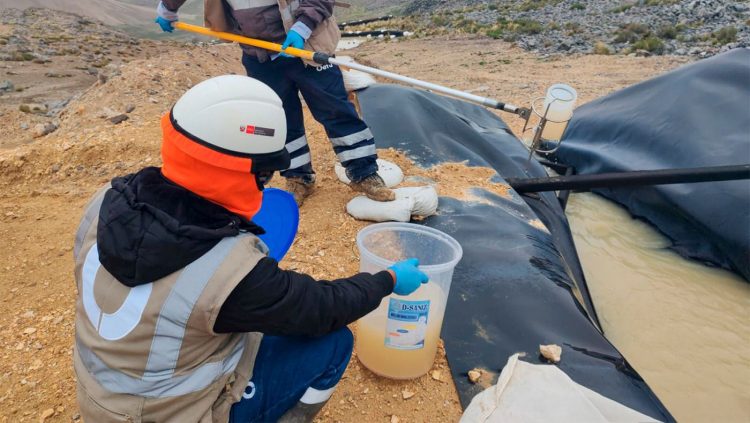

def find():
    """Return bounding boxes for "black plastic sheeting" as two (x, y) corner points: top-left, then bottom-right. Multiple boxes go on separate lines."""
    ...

(554, 48), (750, 281)
(357, 84), (674, 422)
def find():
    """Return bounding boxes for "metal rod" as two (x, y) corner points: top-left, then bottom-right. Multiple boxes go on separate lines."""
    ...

(326, 56), (524, 115)
(557, 165), (575, 210)
(174, 23), (530, 118)
(506, 164), (750, 193)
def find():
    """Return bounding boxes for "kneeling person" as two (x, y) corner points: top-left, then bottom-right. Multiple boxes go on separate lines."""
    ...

(72, 76), (428, 423)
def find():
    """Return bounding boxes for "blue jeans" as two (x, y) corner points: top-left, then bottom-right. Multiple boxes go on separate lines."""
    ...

(229, 327), (354, 422)
(242, 54), (379, 183)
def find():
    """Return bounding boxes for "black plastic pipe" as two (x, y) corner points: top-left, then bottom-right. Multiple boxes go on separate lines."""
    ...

(506, 164), (750, 193)
(338, 15), (394, 28)
(341, 30), (405, 37)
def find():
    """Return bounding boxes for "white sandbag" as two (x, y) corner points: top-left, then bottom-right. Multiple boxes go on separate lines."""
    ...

(346, 186), (439, 223)
(460, 354), (661, 423)
(347, 197), (413, 223)
(337, 56), (377, 92)
(335, 159), (404, 188)
(395, 186), (439, 217)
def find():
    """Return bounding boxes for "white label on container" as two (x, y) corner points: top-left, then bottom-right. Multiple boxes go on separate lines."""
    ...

(385, 298), (430, 350)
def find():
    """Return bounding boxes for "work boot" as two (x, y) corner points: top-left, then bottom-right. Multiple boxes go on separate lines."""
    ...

(277, 401), (327, 423)
(286, 177), (315, 207)
(350, 174), (395, 202)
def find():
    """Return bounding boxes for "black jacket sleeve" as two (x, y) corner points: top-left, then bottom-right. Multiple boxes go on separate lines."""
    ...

(214, 257), (394, 336)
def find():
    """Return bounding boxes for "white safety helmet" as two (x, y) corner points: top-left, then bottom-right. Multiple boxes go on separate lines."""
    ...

(169, 75), (290, 172)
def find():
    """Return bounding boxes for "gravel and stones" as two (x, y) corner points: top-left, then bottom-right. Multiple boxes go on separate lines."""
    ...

(404, 0), (749, 57)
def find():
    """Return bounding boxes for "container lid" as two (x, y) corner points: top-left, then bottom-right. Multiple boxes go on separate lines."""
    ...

(254, 188), (299, 262)
(357, 222), (463, 273)
(546, 83), (578, 103)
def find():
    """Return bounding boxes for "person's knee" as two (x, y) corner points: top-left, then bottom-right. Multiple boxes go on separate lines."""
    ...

(324, 327), (354, 381)
(331, 327), (354, 363)
(339, 327), (354, 350)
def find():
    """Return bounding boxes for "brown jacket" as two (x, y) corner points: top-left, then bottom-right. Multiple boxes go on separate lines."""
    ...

(164, 0), (340, 62)
(73, 187), (264, 423)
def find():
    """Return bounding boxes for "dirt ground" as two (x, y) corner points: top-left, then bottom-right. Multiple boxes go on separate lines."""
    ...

(0, 35), (690, 422)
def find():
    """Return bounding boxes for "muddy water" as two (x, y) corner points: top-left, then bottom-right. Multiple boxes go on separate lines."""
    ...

(566, 193), (750, 423)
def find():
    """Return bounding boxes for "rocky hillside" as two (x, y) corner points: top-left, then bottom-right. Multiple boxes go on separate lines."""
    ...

(401, 0), (749, 57)
(0, 0), (156, 26)
(0, 8), (178, 147)
(334, 0), (412, 21)
(0, 0), (202, 37)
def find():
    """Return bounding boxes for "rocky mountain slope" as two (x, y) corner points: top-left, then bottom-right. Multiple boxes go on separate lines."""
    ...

(0, 8), (178, 147)
(401, 0), (749, 57)
(0, 0), (155, 26)
(0, 0), (202, 37)
(334, 0), (412, 21)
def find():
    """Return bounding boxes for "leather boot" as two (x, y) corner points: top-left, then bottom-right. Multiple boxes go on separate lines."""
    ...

(350, 173), (395, 202)
(285, 177), (315, 207)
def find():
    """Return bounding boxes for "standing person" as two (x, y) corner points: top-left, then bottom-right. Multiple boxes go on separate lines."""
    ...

(155, 0), (395, 206)
(73, 76), (428, 423)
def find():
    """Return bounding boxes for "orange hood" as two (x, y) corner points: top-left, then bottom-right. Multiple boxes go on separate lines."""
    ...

(160, 113), (263, 220)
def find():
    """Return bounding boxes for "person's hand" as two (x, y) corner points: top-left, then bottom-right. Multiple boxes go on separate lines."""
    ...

(155, 1), (178, 33)
(280, 30), (305, 57)
(389, 258), (429, 296)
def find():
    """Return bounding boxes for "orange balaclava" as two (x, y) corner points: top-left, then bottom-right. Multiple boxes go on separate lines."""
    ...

(160, 113), (264, 220)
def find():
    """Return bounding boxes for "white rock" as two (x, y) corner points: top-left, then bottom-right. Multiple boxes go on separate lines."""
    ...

(540, 344), (562, 363)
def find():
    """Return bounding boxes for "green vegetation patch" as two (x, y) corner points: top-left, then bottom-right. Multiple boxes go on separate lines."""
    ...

(517, 0), (562, 12)
(609, 3), (634, 13)
(9, 52), (36, 61)
(483, 17), (545, 41)
(565, 22), (583, 35)
(711, 26), (738, 45)
(657, 24), (686, 40)
(593, 41), (612, 55)
(632, 36), (664, 53)
(614, 22), (650, 43)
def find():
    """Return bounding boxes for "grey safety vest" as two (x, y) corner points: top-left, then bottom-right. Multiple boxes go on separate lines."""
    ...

(73, 186), (265, 423)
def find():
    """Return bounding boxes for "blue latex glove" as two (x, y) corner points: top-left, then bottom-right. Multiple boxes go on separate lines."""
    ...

(389, 258), (429, 296)
(155, 16), (175, 33)
(155, 2), (178, 33)
(280, 30), (305, 57)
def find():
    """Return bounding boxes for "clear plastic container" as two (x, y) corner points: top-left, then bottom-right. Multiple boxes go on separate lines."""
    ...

(541, 83), (578, 141)
(355, 223), (463, 379)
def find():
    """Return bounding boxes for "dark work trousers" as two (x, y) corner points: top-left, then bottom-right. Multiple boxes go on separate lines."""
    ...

(229, 327), (354, 422)
(242, 54), (379, 184)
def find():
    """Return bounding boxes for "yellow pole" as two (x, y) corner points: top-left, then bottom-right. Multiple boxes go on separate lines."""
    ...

(174, 23), (528, 117)
(173, 22), (316, 62)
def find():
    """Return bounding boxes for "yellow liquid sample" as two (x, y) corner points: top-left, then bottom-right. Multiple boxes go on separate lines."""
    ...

(356, 283), (447, 379)
(541, 120), (568, 141)
(540, 108), (572, 141)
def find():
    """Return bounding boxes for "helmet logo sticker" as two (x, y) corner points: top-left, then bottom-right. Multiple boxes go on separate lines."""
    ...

(239, 125), (276, 137)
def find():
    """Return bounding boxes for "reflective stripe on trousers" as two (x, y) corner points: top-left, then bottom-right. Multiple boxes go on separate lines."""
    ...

(284, 134), (312, 170)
